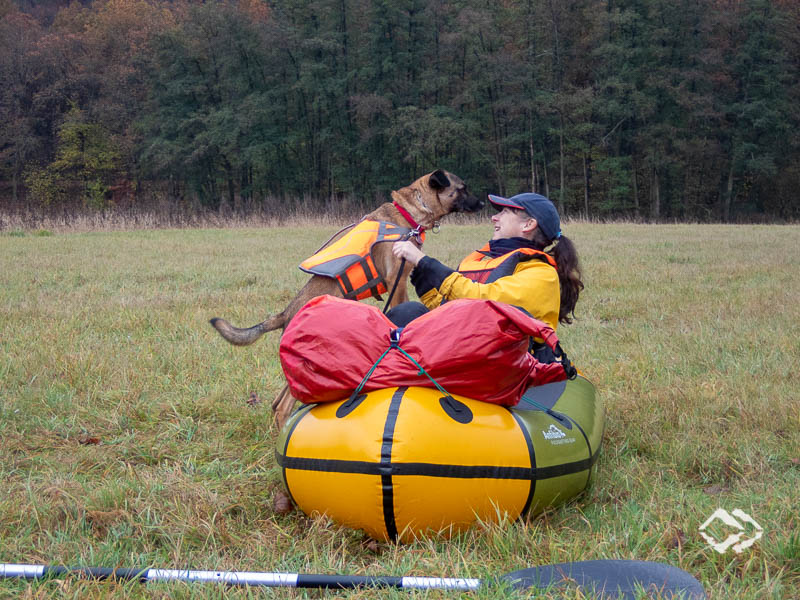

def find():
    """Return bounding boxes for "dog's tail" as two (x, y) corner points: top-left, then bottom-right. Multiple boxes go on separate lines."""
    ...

(209, 315), (285, 346)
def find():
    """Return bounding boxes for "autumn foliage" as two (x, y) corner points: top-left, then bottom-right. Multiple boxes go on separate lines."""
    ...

(1, 0), (798, 222)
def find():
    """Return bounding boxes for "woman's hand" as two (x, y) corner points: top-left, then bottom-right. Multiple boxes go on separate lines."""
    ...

(392, 240), (426, 266)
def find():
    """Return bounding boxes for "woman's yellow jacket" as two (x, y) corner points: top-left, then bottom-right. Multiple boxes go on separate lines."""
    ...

(417, 244), (560, 331)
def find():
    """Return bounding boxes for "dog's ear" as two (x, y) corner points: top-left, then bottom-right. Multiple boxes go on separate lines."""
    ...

(428, 170), (451, 191)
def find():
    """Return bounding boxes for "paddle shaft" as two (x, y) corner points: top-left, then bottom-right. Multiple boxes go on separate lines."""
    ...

(1, 560), (706, 598)
(1, 564), (480, 590)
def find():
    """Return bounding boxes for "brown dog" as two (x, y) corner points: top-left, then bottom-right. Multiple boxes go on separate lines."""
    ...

(210, 170), (482, 426)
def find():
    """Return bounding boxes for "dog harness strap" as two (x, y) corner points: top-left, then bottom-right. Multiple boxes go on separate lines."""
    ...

(349, 257), (384, 300)
(378, 220), (411, 238)
(338, 272), (355, 297)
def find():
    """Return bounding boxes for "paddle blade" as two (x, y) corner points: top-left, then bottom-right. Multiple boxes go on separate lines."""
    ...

(502, 560), (705, 599)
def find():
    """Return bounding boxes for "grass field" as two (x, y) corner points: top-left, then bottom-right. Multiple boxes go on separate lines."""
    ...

(1, 222), (798, 599)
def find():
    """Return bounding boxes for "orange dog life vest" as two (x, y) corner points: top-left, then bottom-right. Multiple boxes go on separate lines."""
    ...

(300, 220), (423, 300)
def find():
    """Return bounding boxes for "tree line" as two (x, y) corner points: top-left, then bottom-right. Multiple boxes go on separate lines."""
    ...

(1, 0), (798, 222)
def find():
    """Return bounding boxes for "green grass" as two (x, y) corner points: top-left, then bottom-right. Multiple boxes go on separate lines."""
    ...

(1, 223), (798, 599)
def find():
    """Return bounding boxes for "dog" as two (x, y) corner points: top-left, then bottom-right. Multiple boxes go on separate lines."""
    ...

(210, 169), (482, 426)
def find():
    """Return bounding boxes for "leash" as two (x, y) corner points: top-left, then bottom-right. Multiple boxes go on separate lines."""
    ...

(383, 257), (406, 314)
(382, 222), (424, 314)
(381, 201), (431, 314)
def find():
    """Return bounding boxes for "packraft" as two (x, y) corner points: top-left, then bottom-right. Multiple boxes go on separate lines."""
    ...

(277, 378), (603, 542)
(299, 220), (422, 301)
(277, 294), (602, 542)
(278, 295), (571, 406)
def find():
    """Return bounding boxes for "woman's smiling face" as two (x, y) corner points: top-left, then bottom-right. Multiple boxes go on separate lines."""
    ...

(491, 207), (533, 240)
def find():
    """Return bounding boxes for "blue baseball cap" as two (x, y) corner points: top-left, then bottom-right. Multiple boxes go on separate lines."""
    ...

(488, 192), (562, 241)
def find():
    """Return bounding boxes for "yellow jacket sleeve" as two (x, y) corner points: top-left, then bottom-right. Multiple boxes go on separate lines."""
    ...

(434, 261), (560, 331)
(419, 288), (445, 309)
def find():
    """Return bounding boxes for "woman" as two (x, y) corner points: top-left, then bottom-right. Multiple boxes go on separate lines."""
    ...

(390, 192), (583, 361)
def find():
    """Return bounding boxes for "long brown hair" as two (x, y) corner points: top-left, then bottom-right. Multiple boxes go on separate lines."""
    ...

(532, 229), (584, 324)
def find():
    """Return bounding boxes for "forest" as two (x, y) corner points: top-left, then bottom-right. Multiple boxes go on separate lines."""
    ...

(1, 0), (798, 222)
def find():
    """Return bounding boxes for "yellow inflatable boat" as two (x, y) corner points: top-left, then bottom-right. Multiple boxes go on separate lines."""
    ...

(276, 376), (603, 542)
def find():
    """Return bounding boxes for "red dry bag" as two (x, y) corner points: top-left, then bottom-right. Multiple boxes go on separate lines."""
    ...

(279, 295), (569, 406)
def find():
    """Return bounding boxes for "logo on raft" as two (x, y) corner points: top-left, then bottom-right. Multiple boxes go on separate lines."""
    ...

(541, 424), (575, 445)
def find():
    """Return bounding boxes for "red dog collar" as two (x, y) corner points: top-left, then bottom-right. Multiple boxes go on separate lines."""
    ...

(393, 202), (423, 231)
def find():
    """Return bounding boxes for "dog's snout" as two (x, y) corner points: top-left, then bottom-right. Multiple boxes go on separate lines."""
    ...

(461, 193), (484, 212)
